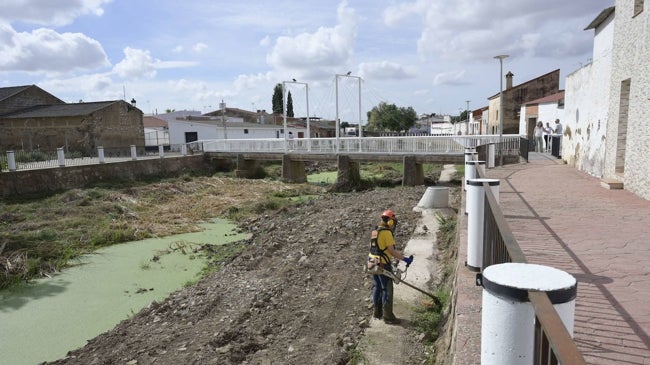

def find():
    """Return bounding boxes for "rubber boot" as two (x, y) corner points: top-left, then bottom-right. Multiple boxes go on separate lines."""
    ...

(373, 303), (383, 319)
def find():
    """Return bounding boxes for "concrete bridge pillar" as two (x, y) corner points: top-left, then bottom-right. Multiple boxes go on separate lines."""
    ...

(403, 155), (424, 186)
(335, 155), (360, 188)
(235, 154), (261, 178)
(281, 155), (307, 183)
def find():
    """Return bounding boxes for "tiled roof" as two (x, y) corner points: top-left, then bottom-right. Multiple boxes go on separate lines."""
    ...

(0, 85), (32, 102)
(525, 90), (565, 105)
(143, 116), (168, 128)
(1, 101), (119, 118)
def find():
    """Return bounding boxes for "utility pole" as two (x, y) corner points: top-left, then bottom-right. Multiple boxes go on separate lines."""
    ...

(494, 54), (509, 166)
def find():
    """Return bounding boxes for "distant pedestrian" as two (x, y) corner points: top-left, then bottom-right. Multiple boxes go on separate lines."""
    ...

(554, 119), (563, 135)
(534, 121), (545, 152)
(544, 122), (553, 152)
(288, 131), (295, 150)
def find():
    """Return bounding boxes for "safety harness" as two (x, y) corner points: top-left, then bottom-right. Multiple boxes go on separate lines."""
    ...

(368, 226), (393, 271)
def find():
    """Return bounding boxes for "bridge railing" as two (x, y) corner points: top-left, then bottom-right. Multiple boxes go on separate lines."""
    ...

(191, 135), (521, 155)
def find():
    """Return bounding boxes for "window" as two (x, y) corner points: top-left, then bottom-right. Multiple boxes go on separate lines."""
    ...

(244, 129), (249, 134)
(634, 0), (644, 16)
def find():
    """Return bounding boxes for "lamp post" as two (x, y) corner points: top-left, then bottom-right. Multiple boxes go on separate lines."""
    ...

(465, 100), (471, 136)
(335, 72), (363, 153)
(219, 100), (227, 140)
(282, 80), (310, 152)
(494, 54), (509, 166)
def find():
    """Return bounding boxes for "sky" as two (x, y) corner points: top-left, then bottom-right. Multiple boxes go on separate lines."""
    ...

(0, 0), (613, 124)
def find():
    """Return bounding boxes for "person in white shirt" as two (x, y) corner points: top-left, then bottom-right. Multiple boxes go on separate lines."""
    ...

(554, 119), (563, 135)
(544, 122), (553, 152)
(534, 121), (545, 152)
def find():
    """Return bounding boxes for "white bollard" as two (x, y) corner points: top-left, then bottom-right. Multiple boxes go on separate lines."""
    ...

(130, 145), (138, 160)
(181, 144), (188, 156)
(465, 151), (478, 162)
(98, 146), (105, 164)
(415, 186), (449, 210)
(464, 160), (485, 192)
(487, 143), (495, 168)
(159, 145), (165, 158)
(480, 263), (577, 365)
(7, 151), (17, 171)
(466, 178), (499, 271)
(57, 147), (65, 167)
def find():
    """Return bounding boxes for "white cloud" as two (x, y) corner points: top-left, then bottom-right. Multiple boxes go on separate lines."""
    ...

(433, 70), (467, 86)
(112, 47), (197, 79)
(0, 25), (109, 73)
(259, 35), (271, 47)
(0, 0), (111, 27)
(359, 61), (415, 80)
(383, 0), (609, 63)
(266, 1), (357, 80)
(113, 47), (157, 79)
(192, 43), (208, 52)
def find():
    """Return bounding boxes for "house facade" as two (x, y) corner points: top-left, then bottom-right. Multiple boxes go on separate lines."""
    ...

(564, 2), (649, 200)
(518, 91), (565, 141)
(488, 70), (561, 135)
(563, 7), (614, 178)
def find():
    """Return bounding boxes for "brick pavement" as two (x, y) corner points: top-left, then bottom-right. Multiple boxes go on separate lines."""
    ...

(451, 152), (650, 365)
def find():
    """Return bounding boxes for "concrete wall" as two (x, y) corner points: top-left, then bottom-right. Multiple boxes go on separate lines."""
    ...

(0, 155), (213, 197)
(563, 11), (613, 178)
(604, 1), (650, 200)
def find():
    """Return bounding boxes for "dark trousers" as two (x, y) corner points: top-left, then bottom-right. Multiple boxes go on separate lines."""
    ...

(372, 273), (393, 306)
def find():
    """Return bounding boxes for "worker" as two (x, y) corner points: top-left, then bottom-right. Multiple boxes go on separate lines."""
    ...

(367, 209), (413, 324)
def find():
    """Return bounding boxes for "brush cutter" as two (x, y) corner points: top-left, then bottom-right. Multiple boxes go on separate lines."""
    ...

(365, 257), (441, 307)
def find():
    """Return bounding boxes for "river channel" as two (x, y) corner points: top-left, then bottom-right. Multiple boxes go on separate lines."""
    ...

(0, 219), (249, 365)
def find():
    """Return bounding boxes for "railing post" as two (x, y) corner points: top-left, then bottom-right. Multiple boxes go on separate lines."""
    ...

(98, 146), (105, 164)
(159, 145), (165, 158)
(57, 147), (65, 167)
(7, 151), (17, 171)
(181, 144), (188, 156)
(466, 178), (500, 271)
(130, 145), (137, 160)
(487, 143), (496, 168)
(478, 263), (577, 365)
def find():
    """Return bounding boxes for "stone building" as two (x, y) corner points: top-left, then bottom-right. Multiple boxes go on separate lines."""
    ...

(0, 85), (143, 155)
(488, 69), (561, 134)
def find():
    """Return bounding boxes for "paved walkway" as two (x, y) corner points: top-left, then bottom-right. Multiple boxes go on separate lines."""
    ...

(453, 152), (650, 364)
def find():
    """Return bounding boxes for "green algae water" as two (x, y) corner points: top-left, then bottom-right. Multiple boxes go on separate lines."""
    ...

(0, 219), (249, 365)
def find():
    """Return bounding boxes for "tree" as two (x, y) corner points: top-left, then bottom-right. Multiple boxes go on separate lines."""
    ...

(272, 83), (283, 114)
(286, 91), (294, 117)
(366, 102), (417, 132)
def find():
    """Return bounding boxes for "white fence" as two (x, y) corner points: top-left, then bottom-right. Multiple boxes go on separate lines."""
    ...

(189, 135), (521, 155)
(2, 135), (522, 172)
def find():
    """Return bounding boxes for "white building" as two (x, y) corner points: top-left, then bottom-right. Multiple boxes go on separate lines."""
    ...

(564, 2), (650, 200)
(518, 91), (565, 140)
(563, 7), (613, 177)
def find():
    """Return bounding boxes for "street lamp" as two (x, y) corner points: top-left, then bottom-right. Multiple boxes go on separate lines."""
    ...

(465, 100), (471, 136)
(282, 80), (310, 152)
(335, 72), (363, 152)
(494, 54), (509, 166)
(219, 100), (227, 140)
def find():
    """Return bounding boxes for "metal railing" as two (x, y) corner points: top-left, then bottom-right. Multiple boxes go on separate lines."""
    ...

(190, 135), (522, 155)
(1, 145), (186, 172)
(478, 168), (586, 365)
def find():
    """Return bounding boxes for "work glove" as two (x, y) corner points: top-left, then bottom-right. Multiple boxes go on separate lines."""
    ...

(403, 255), (413, 266)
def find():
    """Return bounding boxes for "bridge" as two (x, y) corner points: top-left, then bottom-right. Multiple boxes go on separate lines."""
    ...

(188, 135), (522, 186)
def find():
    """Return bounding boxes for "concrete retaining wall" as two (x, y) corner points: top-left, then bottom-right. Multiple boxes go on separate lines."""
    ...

(0, 155), (214, 197)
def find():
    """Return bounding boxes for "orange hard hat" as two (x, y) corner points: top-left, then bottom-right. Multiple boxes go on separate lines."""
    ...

(381, 209), (396, 220)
